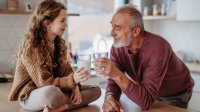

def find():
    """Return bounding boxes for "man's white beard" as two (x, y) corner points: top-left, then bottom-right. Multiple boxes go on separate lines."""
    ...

(113, 33), (133, 48)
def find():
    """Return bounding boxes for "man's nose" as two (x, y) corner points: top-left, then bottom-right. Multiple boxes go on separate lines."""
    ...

(111, 29), (116, 36)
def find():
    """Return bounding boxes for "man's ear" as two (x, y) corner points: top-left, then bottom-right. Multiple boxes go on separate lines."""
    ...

(132, 27), (141, 37)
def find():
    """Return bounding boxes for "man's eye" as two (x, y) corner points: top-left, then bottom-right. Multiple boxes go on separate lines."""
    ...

(116, 27), (121, 31)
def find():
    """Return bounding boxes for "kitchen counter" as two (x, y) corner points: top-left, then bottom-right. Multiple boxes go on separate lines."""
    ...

(185, 62), (200, 74)
(70, 89), (192, 112)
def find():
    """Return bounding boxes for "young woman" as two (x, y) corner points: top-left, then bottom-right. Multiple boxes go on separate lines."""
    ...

(8, 0), (101, 112)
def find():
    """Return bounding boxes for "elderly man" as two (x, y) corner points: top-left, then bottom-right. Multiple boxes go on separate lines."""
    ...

(94, 4), (194, 111)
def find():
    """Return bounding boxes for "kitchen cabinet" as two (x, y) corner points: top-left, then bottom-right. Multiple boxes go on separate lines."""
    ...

(177, 0), (200, 21)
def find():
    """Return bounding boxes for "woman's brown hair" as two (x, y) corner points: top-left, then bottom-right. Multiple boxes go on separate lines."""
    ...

(16, 0), (70, 77)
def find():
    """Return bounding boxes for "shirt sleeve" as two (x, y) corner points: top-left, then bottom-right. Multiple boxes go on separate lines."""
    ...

(123, 43), (171, 110)
(105, 46), (125, 101)
(21, 51), (76, 91)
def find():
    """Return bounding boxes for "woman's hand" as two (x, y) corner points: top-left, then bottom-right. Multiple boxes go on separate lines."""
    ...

(73, 67), (89, 84)
(69, 86), (82, 105)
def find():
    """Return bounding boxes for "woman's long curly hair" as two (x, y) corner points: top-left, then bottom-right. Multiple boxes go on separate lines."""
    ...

(16, 0), (68, 77)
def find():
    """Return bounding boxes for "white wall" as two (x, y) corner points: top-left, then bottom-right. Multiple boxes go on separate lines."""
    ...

(68, 16), (200, 62)
(68, 14), (154, 52)
(0, 14), (29, 73)
(68, 14), (112, 52)
(151, 20), (200, 61)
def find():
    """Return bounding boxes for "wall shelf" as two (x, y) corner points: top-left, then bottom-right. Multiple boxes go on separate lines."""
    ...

(143, 15), (176, 20)
(0, 10), (32, 15)
(0, 10), (80, 16)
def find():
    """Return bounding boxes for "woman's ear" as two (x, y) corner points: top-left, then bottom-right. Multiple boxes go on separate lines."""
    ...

(44, 20), (51, 29)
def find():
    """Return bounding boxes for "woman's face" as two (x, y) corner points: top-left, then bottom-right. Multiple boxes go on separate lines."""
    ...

(48, 9), (67, 41)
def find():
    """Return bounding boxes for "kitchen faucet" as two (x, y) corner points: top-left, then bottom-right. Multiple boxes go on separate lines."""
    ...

(97, 38), (108, 53)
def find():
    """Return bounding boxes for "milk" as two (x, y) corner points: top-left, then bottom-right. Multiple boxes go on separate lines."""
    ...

(77, 60), (91, 75)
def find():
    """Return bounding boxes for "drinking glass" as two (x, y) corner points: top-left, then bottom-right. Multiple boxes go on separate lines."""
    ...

(77, 54), (91, 76)
(93, 52), (109, 59)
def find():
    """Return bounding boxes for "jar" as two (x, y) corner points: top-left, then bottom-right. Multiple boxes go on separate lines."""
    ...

(143, 6), (149, 16)
(6, 0), (19, 11)
(153, 4), (158, 15)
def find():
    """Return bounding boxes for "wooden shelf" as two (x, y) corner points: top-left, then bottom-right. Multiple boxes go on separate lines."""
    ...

(143, 15), (176, 20)
(68, 13), (80, 16)
(0, 10), (80, 16)
(0, 10), (32, 15)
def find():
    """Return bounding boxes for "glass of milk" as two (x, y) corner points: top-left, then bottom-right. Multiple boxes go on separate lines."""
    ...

(77, 54), (91, 76)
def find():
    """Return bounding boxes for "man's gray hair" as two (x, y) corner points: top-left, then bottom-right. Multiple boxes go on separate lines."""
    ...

(116, 4), (144, 29)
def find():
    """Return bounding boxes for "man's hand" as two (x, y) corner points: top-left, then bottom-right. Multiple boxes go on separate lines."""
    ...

(69, 86), (82, 105)
(94, 58), (121, 79)
(102, 95), (124, 112)
(94, 58), (130, 90)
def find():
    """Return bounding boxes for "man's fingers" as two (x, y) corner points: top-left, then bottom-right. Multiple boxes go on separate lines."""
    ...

(107, 99), (120, 111)
(103, 101), (115, 112)
(117, 102), (124, 112)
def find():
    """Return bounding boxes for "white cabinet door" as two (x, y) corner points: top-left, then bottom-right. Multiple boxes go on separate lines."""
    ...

(177, 0), (200, 21)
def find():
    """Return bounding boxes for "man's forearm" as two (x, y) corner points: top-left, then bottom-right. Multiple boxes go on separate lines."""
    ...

(112, 72), (130, 91)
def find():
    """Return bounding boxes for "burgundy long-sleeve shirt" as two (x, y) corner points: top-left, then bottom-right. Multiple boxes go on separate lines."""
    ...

(106, 31), (194, 110)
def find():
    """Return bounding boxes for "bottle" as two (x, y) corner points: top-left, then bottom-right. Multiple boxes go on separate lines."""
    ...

(153, 4), (158, 16)
(161, 4), (166, 15)
(73, 49), (78, 64)
(143, 6), (148, 16)
(67, 42), (73, 62)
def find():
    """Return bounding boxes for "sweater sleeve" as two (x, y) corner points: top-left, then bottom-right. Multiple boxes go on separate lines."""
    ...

(105, 46), (125, 100)
(123, 43), (171, 110)
(21, 53), (76, 90)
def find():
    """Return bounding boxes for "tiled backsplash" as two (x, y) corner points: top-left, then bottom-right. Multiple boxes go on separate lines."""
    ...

(0, 14), (68, 74)
(0, 14), (30, 74)
(0, 0), (45, 74)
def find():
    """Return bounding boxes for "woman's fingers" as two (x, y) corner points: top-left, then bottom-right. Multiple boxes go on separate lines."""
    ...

(71, 95), (82, 105)
(71, 95), (77, 104)
(74, 68), (90, 83)
(70, 93), (74, 102)
(76, 72), (89, 80)
(74, 67), (84, 74)
(75, 96), (81, 105)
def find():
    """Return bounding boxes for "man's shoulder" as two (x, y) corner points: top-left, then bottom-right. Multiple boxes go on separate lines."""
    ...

(147, 31), (168, 41)
(145, 31), (171, 49)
